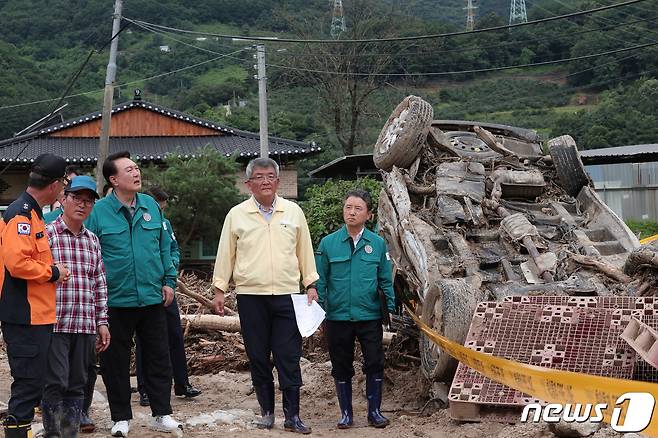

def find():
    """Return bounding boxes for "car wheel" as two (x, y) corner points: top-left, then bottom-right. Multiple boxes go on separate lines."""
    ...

(548, 135), (590, 197)
(373, 95), (433, 171)
(419, 279), (480, 382)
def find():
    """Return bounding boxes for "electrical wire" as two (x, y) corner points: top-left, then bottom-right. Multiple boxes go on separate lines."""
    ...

(532, 0), (658, 43)
(276, 13), (658, 58)
(0, 48), (249, 112)
(132, 11), (658, 78)
(0, 22), (132, 175)
(131, 20), (243, 57)
(265, 40), (658, 76)
(123, 0), (650, 44)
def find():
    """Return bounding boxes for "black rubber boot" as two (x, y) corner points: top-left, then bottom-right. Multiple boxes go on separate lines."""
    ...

(3, 415), (33, 438)
(283, 387), (311, 434)
(366, 373), (390, 428)
(334, 379), (353, 429)
(61, 398), (83, 438)
(253, 382), (275, 429)
(41, 400), (63, 438)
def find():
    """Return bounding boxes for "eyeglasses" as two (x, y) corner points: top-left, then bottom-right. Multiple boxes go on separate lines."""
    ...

(249, 175), (278, 182)
(67, 193), (95, 207)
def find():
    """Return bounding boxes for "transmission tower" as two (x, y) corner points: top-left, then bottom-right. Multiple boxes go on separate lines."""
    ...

(509, 0), (528, 25)
(330, 0), (346, 39)
(465, 0), (477, 31)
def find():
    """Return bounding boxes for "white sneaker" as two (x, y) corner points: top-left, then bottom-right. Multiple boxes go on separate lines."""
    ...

(149, 415), (183, 433)
(111, 420), (130, 437)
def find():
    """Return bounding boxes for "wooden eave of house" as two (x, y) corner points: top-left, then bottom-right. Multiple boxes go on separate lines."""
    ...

(308, 153), (378, 179)
(0, 99), (321, 166)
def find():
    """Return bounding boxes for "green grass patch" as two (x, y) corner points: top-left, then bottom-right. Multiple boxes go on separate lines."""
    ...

(626, 219), (658, 240)
(194, 65), (248, 87)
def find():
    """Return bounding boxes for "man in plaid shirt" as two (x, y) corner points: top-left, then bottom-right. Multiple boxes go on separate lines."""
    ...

(42, 176), (110, 438)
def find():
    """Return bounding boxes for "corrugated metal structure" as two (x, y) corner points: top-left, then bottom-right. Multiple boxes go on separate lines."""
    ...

(583, 144), (658, 221)
(586, 162), (658, 220)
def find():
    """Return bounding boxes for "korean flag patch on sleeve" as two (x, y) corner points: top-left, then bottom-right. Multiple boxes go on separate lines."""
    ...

(17, 223), (31, 235)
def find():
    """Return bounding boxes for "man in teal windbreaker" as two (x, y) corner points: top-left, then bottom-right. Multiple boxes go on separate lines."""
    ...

(135, 187), (202, 408)
(315, 189), (396, 429)
(85, 151), (181, 436)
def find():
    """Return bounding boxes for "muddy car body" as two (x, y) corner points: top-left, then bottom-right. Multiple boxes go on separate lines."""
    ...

(374, 96), (640, 382)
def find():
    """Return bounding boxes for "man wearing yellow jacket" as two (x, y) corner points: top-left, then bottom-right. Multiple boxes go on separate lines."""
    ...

(212, 157), (318, 435)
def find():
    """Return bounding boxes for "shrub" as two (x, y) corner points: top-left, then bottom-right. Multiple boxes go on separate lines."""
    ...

(301, 177), (382, 246)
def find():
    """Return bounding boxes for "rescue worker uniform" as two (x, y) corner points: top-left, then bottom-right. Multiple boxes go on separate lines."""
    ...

(0, 154), (67, 437)
(315, 225), (396, 428)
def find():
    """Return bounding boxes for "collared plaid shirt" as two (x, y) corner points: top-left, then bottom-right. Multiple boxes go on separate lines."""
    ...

(46, 216), (108, 334)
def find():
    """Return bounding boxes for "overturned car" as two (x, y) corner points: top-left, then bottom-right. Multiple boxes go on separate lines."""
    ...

(374, 96), (641, 382)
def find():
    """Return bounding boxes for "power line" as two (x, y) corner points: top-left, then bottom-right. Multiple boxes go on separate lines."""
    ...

(0, 48), (249, 111)
(533, 0), (658, 41)
(270, 14), (658, 58)
(265, 40), (658, 76)
(133, 9), (658, 78)
(123, 0), (649, 44)
(132, 21), (243, 57)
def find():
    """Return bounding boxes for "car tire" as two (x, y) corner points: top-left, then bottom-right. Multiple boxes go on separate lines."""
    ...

(419, 279), (480, 382)
(373, 95), (433, 171)
(548, 135), (590, 197)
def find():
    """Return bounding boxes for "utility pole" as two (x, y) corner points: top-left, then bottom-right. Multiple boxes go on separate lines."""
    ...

(465, 0), (477, 31)
(509, 0), (528, 25)
(255, 45), (269, 158)
(97, 0), (123, 192)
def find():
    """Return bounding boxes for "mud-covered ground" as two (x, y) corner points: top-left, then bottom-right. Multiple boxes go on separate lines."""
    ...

(0, 349), (632, 438)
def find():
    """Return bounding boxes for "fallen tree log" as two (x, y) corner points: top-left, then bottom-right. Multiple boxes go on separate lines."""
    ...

(181, 315), (241, 332)
(567, 252), (631, 283)
(181, 314), (396, 344)
(176, 280), (235, 316)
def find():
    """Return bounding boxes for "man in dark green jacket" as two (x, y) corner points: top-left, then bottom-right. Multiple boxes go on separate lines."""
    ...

(85, 151), (181, 436)
(315, 189), (395, 429)
(135, 187), (201, 407)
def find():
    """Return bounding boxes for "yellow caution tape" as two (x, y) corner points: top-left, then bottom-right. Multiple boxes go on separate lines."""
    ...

(640, 234), (658, 245)
(405, 305), (658, 436)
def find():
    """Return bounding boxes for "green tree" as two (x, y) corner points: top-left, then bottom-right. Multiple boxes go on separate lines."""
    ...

(301, 177), (382, 246)
(277, 0), (407, 155)
(141, 147), (241, 248)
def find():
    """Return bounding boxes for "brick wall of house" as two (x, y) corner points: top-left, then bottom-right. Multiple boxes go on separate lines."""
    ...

(235, 167), (298, 199)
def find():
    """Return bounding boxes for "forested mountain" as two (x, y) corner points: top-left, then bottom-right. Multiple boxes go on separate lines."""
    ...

(1, 0), (657, 152)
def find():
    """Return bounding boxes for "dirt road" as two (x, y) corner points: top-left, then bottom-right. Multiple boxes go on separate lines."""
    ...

(0, 351), (626, 437)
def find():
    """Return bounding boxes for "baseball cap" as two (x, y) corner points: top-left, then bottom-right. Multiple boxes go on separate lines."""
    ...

(65, 175), (100, 199)
(32, 153), (67, 179)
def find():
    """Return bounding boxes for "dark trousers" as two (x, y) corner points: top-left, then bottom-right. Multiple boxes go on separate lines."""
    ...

(237, 294), (302, 390)
(326, 320), (384, 380)
(135, 297), (189, 391)
(82, 357), (98, 413)
(2, 322), (52, 422)
(43, 333), (95, 402)
(100, 304), (173, 421)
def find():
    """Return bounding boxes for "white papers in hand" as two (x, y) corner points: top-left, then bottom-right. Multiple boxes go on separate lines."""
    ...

(290, 294), (326, 337)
